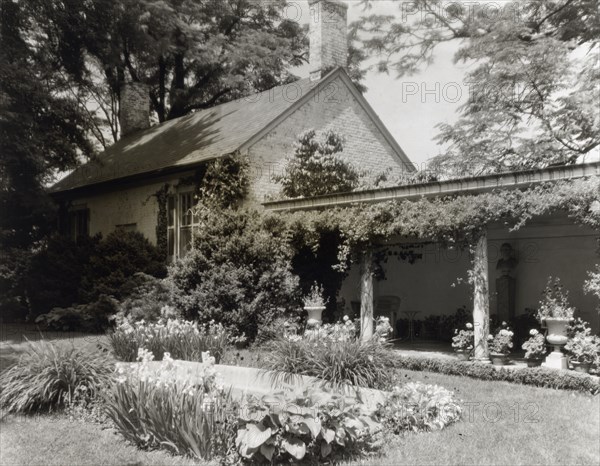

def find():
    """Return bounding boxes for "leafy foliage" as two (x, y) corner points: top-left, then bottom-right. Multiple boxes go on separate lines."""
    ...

(168, 207), (300, 340)
(376, 382), (462, 434)
(273, 129), (360, 198)
(105, 352), (237, 461)
(274, 178), (600, 270)
(0, 0), (94, 249)
(0, 340), (113, 413)
(537, 276), (576, 320)
(113, 273), (175, 324)
(236, 389), (381, 463)
(564, 324), (600, 365)
(198, 154), (250, 208)
(265, 337), (394, 390)
(358, 0), (600, 172)
(25, 0), (309, 131)
(35, 295), (119, 333)
(24, 231), (166, 318)
(521, 330), (547, 360)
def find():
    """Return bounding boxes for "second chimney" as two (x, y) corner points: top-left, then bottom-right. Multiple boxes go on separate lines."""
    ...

(119, 82), (150, 138)
(309, 0), (349, 81)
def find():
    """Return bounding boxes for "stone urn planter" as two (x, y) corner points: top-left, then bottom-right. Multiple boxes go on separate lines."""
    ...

(542, 317), (570, 370)
(571, 361), (591, 374)
(526, 358), (543, 368)
(304, 306), (325, 327)
(490, 353), (509, 366)
(455, 350), (471, 361)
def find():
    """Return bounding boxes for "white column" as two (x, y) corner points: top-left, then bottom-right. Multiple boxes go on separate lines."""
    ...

(360, 248), (374, 342)
(472, 229), (490, 362)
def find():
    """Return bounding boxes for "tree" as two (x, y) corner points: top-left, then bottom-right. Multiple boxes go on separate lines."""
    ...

(25, 0), (308, 144)
(358, 0), (600, 174)
(0, 0), (93, 249)
(274, 129), (360, 198)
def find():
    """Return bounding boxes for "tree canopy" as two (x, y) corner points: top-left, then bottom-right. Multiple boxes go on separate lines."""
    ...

(358, 0), (600, 174)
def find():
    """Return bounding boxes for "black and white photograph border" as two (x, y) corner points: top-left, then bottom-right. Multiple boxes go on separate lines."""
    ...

(1, 1), (599, 465)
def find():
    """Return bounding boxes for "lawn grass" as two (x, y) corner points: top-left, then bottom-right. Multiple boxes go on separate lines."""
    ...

(350, 369), (600, 466)
(1, 325), (598, 466)
(0, 414), (204, 466)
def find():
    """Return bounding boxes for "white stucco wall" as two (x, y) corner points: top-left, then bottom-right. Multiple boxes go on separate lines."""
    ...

(66, 179), (173, 244)
(338, 219), (599, 333)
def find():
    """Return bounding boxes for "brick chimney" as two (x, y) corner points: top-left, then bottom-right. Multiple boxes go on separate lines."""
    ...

(309, 0), (349, 81)
(119, 82), (150, 137)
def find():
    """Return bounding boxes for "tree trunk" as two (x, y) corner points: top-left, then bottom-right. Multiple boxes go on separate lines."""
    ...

(472, 229), (490, 362)
(360, 248), (374, 342)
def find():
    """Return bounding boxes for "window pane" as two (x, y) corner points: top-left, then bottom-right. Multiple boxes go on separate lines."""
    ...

(179, 227), (192, 257)
(168, 196), (175, 227)
(168, 228), (175, 256)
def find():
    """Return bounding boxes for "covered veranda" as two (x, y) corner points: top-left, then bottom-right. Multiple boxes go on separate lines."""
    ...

(264, 162), (600, 362)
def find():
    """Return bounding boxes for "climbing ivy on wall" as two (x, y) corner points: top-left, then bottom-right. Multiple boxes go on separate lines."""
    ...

(154, 184), (170, 260)
(270, 177), (600, 270)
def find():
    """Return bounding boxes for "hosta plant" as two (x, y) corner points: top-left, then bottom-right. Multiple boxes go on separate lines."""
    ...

(376, 382), (462, 434)
(236, 389), (381, 463)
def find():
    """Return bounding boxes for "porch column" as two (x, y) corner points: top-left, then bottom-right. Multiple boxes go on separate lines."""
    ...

(360, 248), (374, 341)
(472, 229), (490, 362)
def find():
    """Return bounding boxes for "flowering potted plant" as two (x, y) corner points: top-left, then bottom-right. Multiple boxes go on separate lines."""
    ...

(451, 323), (474, 361)
(488, 322), (514, 365)
(521, 329), (546, 367)
(303, 283), (327, 327)
(564, 323), (600, 374)
(536, 277), (575, 355)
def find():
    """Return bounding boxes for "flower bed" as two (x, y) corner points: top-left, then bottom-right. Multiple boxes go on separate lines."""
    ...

(109, 317), (229, 363)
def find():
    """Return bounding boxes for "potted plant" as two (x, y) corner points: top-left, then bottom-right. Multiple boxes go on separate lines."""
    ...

(536, 277), (575, 356)
(488, 322), (514, 366)
(521, 329), (546, 367)
(303, 283), (327, 327)
(451, 323), (474, 361)
(565, 324), (600, 374)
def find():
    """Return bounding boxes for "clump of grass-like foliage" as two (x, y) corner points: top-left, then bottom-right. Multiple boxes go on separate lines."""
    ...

(265, 337), (395, 390)
(0, 340), (113, 413)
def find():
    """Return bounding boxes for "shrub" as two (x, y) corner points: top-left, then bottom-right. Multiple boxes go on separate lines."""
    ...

(254, 316), (301, 347)
(113, 273), (175, 324)
(35, 295), (118, 333)
(23, 231), (166, 318)
(169, 208), (300, 340)
(272, 129), (360, 198)
(236, 389), (381, 463)
(109, 317), (229, 363)
(80, 230), (166, 302)
(392, 356), (600, 394)
(104, 351), (237, 461)
(265, 337), (394, 390)
(0, 340), (113, 413)
(23, 235), (99, 317)
(375, 382), (462, 434)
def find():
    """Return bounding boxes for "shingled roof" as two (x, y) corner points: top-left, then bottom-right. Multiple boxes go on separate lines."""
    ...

(51, 68), (411, 193)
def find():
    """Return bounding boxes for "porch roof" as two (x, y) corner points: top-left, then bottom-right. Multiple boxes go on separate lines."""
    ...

(262, 162), (600, 212)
